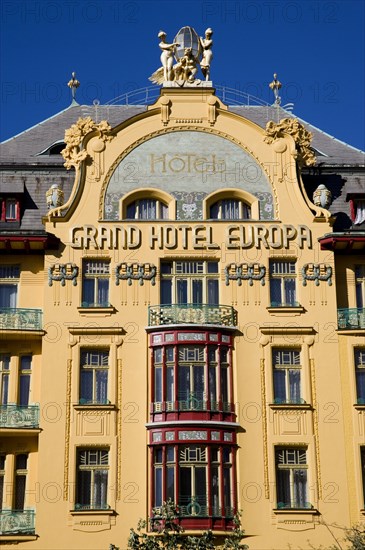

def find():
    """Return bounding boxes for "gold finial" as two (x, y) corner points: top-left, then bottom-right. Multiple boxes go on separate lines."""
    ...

(269, 73), (282, 105)
(67, 72), (80, 104)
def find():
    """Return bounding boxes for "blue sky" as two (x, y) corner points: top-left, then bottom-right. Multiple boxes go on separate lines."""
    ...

(1, 0), (364, 150)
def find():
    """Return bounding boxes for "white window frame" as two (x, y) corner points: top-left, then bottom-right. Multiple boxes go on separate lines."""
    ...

(275, 448), (309, 509)
(270, 260), (297, 307)
(209, 199), (251, 220)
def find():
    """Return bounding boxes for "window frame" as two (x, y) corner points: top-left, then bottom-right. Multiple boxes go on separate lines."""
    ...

(355, 266), (365, 309)
(275, 447), (310, 510)
(75, 448), (110, 511)
(81, 259), (110, 308)
(126, 198), (169, 220)
(0, 198), (20, 223)
(79, 349), (110, 405)
(0, 354), (10, 406)
(160, 260), (219, 306)
(204, 189), (259, 220)
(0, 265), (19, 308)
(269, 260), (298, 307)
(272, 349), (303, 405)
(355, 348), (365, 405)
(120, 189), (175, 221)
(209, 198), (251, 220)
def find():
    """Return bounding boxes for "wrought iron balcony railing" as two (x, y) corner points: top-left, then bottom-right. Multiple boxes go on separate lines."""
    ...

(148, 304), (237, 327)
(0, 308), (42, 331)
(0, 405), (39, 429)
(338, 307), (365, 329)
(0, 509), (35, 535)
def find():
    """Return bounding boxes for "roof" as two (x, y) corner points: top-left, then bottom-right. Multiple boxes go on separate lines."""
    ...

(1, 100), (364, 166)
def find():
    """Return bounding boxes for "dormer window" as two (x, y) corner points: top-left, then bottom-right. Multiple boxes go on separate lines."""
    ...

(347, 193), (365, 226)
(1, 198), (20, 223)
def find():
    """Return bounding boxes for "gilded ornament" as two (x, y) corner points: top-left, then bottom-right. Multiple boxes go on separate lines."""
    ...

(264, 118), (316, 167)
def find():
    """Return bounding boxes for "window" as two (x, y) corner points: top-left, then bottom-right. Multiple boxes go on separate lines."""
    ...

(210, 199), (251, 220)
(160, 261), (219, 305)
(275, 448), (309, 509)
(0, 265), (19, 308)
(76, 449), (109, 510)
(0, 198), (20, 222)
(18, 356), (32, 407)
(79, 350), (109, 405)
(152, 336), (232, 414)
(14, 454), (28, 511)
(82, 260), (110, 307)
(355, 349), (365, 405)
(270, 261), (297, 307)
(126, 199), (168, 220)
(153, 445), (234, 518)
(356, 266), (365, 308)
(272, 349), (303, 404)
(0, 355), (10, 405)
(353, 199), (365, 225)
(0, 455), (5, 510)
(361, 447), (365, 507)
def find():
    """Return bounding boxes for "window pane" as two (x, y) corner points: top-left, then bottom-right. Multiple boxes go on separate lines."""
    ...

(19, 375), (30, 406)
(195, 467), (207, 505)
(356, 283), (364, 308)
(209, 367), (217, 402)
(97, 278), (109, 306)
(80, 371), (93, 403)
(211, 466), (219, 512)
(270, 279), (282, 305)
(356, 371), (365, 403)
(166, 367), (174, 402)
(160, 203), (169, 219)
(179, 467), (191, 501)
(223, 467), (231, 509)
(273, 370), (286, 403)
(14, 475), (26, 510)
(192, 279), (203, 304)
(82, 279), (95, 306)
(289, 369), (301, 403)
(179, 366), (190, 400)
(207, 279), (219, 305)
(1, 375), (9, 405)
(77, 470), (91, 507)
(177, 279), (188, 304)
(96, 370), (108, 403)
(221, 368), (228, 403)
(276, 469), (290, 507)
(94, 470), (108, 508)
(155, 367), (162, 402)
(0, 284), (17, 308)
(161, 279), (172, 304)
(284, 278), (296, 305)
(293, 469), (307, 507)
(210, 202), (219, 219)
(193, 366), (204, 400)
(155, 467), (162, 506)
(126, 202), (136, 219)
(166, 466), (174, 501)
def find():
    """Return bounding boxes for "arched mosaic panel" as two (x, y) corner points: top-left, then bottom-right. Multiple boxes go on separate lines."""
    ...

(103, 131), (274, 221)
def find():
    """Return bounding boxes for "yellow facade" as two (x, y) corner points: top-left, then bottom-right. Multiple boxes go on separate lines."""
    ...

(0, 85), (364, 549)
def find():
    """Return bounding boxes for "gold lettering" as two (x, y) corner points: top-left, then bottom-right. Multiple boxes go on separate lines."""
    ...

(150, 154), (166, 174)
(283, 225), (297, 248)
(164, 226), (177, 249)
(254, 225), (269, 249)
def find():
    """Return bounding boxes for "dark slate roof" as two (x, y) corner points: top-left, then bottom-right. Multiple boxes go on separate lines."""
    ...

(0, 104), (147, 164)
(1, 101), (364, 166)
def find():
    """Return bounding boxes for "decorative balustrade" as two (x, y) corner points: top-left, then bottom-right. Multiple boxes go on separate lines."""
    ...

(0, 510), (35, 534)
(0, 308), (42, 331)
(153, 398), (232, 413)
(148, 304), (237, 327)
(337, 307), (365, 329)
(0, 405), (39, 429)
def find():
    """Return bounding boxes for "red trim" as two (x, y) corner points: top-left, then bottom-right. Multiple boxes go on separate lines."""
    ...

(319, 235), (365, 251)
(349, 199), (355, 222)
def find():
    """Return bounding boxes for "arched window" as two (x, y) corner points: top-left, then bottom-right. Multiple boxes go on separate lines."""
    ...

(209, 199), (251, 220)
(126, 198), (168, 220)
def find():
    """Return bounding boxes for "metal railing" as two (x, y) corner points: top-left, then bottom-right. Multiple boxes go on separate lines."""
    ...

(276, 501), (313, 510)
(148, 304), (237, 327)
(0, 308), (42, 331)
(0, 510), (35, 534)
(337, 307), (365, 329)
(0, 405), (39, 429)
(153, 397), (232, 413)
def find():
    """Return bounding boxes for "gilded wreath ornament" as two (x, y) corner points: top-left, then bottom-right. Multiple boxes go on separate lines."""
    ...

(264, 118), (316, 167)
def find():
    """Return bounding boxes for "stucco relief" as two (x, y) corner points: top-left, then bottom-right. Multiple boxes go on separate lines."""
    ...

(103, 131), (274, 221)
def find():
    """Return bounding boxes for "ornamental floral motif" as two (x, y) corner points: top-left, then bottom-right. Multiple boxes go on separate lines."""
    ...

(115, 263), (156, 286)
(225, 263), (266, 286)
(48, 263), (79, 286)
(301, 264), (332, 286)
(264, 118), (316, 167)
(61, 117), (113, 169)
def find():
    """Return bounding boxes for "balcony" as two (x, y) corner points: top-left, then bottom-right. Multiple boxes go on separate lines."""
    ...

(338, 307), (365, 330)
(148, 304), (237, 327)
(0, 405), (39, 429)
(0, 510), (35, 535)
(0, 308), (42, 331)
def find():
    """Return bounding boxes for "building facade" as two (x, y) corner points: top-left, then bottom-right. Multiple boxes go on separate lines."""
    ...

(0, 78), (364, 549)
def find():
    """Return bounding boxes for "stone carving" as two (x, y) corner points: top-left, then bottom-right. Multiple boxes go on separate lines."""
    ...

(225, 263), (266, 286)
(269, 73), (282, 105)
(301, 264), (332, 286)
(313, 184), (332, 209)
(115, 263), (156, 286)
(48, 263), (79, 286)
(200, 28), (213, 81)
(61, 117), (112, 170)
(149, 26), (213, 84)
(264, 118), (316, 167)
(46, 184), (64, 209)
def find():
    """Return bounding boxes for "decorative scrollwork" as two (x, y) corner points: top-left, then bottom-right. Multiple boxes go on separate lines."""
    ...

(61, 117), (113, 170)
(264, 117), (316, 167)
(301, 264), (332, 286)
(115, 263), (156, 286)
(48, 263), (79, 286)
(225, 263), (266, 286)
